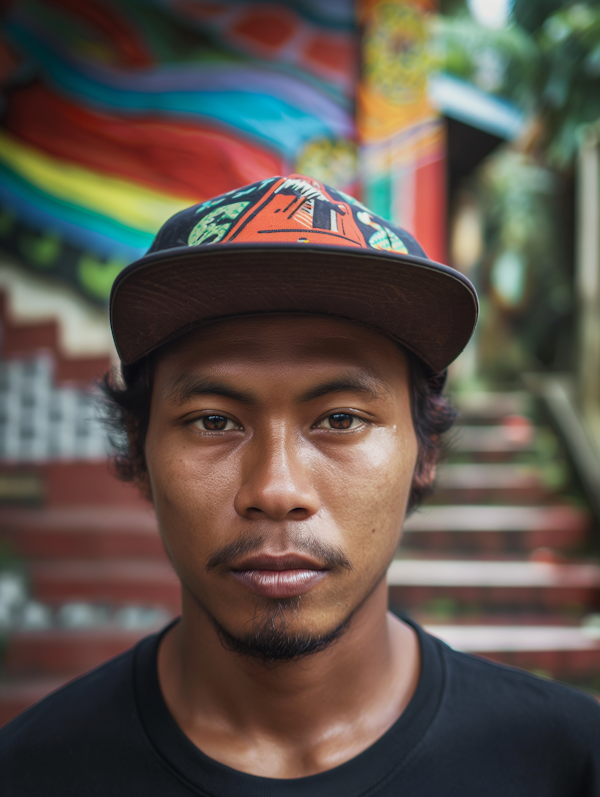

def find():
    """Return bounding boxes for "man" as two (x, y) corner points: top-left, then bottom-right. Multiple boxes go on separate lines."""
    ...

(1, 174), (599, 794)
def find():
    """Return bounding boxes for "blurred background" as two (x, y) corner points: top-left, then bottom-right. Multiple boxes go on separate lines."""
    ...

(0, 0), (599, 725)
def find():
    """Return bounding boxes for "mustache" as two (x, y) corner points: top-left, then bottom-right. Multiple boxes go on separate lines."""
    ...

(205, 529), (353, 572)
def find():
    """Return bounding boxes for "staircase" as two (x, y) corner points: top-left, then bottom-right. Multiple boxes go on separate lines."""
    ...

(1, 293), (599, 727)
(391, 391), (600, 693)
(0, 291), (178, 726)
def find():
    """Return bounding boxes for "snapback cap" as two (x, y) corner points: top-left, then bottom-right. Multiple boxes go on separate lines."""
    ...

(110, 174), (478, 375)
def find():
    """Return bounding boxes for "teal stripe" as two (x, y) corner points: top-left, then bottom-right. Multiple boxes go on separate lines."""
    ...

(0, 162), (154, 251)
(6, 23), (339, 158)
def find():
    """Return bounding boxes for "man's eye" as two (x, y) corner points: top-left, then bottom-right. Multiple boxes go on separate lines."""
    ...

(195, 415), (237, 431)
(317, 413), (361, 430)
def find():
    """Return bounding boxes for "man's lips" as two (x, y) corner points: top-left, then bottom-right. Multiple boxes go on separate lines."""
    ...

(229, 553), (328, 598)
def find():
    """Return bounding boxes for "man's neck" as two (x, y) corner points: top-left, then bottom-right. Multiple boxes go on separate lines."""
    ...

(157, 580), (421, 779)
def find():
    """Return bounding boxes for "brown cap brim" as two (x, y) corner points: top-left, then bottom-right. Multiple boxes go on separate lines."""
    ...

(110, 243), (478, 373)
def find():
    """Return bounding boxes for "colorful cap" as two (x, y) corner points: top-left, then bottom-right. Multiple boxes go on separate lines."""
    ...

(110, 174), (478, 373)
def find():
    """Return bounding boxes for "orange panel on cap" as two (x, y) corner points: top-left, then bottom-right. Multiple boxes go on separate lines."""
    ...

(224, 175), (366, 248)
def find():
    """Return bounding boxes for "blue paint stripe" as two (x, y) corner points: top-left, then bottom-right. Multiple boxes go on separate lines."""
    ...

(6, 23), (350, 157)
(0, 166), (150, 259)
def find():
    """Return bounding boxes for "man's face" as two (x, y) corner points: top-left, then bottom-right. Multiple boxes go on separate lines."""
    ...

(145, 315), (419, 660)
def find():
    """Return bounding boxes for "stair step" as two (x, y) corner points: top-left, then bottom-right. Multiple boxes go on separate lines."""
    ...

(426, 623), (600, 651)
(412, 613), (587, 626)
(2, 627), (154, 676)
(403, 505), (589, 552)
(0, 507), (164, 559)
(432, 464), (548, 503)
(0, 463), (146, 508)
(454, 392), (530, 420)
(389, 559), (600, 586)
(453, 425), (534, 455)
(426, 624), (600, 679)
(29, 561), (180, 609)
(388, 559), (600, 611)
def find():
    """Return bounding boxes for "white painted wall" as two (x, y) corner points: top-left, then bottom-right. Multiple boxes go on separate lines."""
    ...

(0, 256), (116, 361)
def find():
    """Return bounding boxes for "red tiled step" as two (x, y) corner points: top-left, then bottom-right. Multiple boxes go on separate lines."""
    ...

(387, 559), (600, 611)
(0, 677), (67, 728)
(0, 463), (147, 508)
(425, 624), (600, 679)
(388, 559), (600, 587)
(402, 505), (589, 553)
(453, 425), (535, 454)
(436, 465), (541, 488)
(431, 464), (548, 503)
(454, 392), (530, 420)
(0, 507), (164, 559)
(413, 612), (586, 627)
(30, 560), (180, 609)
(3, 627), (155, 676)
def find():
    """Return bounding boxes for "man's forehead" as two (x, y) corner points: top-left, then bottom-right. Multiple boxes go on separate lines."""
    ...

(154, 316), (408, 402)
(160, 313), (404, 362)
(163, 367), (396, 407)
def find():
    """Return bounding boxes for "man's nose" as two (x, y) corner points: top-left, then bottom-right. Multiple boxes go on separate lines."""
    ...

(234, 427), (320, 521)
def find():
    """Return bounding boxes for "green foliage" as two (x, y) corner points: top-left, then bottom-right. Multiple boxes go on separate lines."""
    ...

(513, 0), (566, 33)
(432, 14), (537, 99)
(439, 0), (468, 17)
(435, 3), (600, 167)
(538, 4), (600, 164)
(471, 151), (573, 380)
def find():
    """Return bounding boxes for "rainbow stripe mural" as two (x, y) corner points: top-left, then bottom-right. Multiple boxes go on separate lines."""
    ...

(0, 0), (358, 303)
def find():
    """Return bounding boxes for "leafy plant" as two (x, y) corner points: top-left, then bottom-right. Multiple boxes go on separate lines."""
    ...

(434, 2), (600, 167)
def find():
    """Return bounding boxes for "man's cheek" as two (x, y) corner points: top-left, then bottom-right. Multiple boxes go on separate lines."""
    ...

(373, 472), (414, 554)
(150, 444), (232, 511)
(332, 475), (407, 567)
(332, 443), (412, 518)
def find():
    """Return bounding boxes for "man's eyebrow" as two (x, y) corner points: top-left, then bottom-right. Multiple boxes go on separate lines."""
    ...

(166, 375), (256, 405)
(299, 375), (387, 403)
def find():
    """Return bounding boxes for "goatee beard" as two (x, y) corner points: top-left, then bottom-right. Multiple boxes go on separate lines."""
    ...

(201, 528), (355, 663)
(207, 597), (352, 665)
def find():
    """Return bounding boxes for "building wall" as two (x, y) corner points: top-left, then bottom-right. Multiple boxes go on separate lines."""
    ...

(357, 0), (445, 263)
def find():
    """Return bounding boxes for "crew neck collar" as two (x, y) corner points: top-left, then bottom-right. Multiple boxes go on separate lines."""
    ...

(134, 618), (445, 797)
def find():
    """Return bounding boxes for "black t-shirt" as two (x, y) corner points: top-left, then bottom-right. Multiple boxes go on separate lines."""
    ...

(1, 619), (599, 796)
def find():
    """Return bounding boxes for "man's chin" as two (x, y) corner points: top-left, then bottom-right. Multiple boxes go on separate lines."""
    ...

(206, 599), (353, 664)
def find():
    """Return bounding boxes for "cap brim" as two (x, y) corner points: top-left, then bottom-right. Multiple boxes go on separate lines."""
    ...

(110, 243), (478, 373)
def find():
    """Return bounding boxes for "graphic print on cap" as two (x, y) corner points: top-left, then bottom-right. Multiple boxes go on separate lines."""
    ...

(181, 174), (420, 257)
(355, 210), (408, 253)
(225, 175), (365, 247)
(188, 202), (250, 246)
(187, 178), (277, 246)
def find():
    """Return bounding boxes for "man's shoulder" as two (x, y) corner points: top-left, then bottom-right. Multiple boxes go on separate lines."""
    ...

(439, 637), (600, 733)
(0, 641), (139, 755)
(0, 634), (177, 796)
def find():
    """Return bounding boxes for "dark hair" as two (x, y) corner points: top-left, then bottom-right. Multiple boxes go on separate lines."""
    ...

(99, 345), (457, 514)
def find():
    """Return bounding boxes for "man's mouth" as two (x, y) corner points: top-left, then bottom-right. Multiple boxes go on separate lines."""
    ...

(230, 553), (329, 598)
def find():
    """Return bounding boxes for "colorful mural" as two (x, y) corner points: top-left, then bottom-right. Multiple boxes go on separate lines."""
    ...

(357, 0), (445, 263)
(0, 0), (358, 303)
